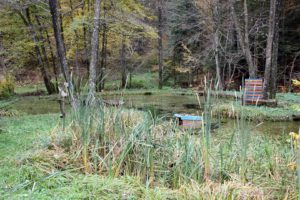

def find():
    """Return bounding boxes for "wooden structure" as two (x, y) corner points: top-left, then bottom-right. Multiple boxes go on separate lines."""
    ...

(243, 78), (264, 105)
(174, 114), (203, 129)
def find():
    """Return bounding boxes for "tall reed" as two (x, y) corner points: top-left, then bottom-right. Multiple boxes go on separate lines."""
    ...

(45, 83), (296, 199)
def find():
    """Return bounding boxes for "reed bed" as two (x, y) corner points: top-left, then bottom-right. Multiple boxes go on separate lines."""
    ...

(16, 88), (297, 199)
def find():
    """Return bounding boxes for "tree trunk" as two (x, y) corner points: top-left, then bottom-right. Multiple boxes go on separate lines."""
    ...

(121, 37), (127, 88)
(44, 27), (59, 91)
(269, 0), (282, 99)
(98, 0), (108, 92)
(88, 0), (101, 98)
(157, 0), (163, 89)
(289, 52), (300, 92)
(81, 1), (89, 69)
(34, 15), (57, 94)
(213, 0), (223, 90)
(58, 0), (66, 52)
(230, 0), (256, 78)
(0, 34), (6, 75)
(69, 0), (81, 92)
(263, 0), (277, 99)
(48, 0), (77, 109)
(243, 0), (257, 78)
(19, 8), (56, 95)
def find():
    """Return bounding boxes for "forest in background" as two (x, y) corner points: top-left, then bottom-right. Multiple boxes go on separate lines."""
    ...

(1, 1), (300, 199)
(0, 0), (299, 98)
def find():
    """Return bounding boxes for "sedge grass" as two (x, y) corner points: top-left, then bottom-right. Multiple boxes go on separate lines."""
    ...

(0, 86), (298, 199)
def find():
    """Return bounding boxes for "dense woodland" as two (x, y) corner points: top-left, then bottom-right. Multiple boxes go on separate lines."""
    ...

(0, 0), (299, 98)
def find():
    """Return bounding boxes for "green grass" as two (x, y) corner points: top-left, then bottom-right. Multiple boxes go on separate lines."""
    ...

(0, 106), (297, 199)
(104, 72), (174, 91)
(5, 96), (61, 115)
(15, 83), (46, 95)
(214, 101), (300, 121)
(1, 82), (299, 199)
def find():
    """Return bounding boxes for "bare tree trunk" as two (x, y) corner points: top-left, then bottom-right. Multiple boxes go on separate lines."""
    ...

(230, 0), (256, 78)
(99, 27), (107, 91)
(157, 0), (163, 89)
(81, 1), (89, 69)
(0, 34), (6, 75)
(121, 37), (127, 88)
(69, 0), (81, 92)
(34, 15), (57, 94)
(243, 0), (256, 78)
(269, 0), (282, 99)
(35, 15), (59, 92)
(98, 0), (108, 92)
(18, 8), (56, 94)
(88, 0), (101, 98)
(263, 0), (277, 99)
(58, 0), (66, 52)
(288, 51), (300, 92)
(213, 0), (223, 90)
(44, 27), (59, 91)
(49, 0), (77, 109)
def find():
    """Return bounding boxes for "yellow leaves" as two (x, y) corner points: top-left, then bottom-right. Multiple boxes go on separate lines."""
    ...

(287, 162), (297, 171)
(292, 79), (300, 87)
(117, 0), (148, 18)
(289, 132), (300, 141)
(175, 67), (190, 73)
(288, 132), (299, 172)
(0, 75), (15, 98)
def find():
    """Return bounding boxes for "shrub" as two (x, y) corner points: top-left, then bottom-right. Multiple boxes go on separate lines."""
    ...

(0, 75), (15, 99)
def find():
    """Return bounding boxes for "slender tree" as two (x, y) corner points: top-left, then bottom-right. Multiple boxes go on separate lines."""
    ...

(17, 8), (56, 94)
(157, 0), (163, 89)
(35, 15), (59, 92)
(229, 0), (257, 78)
(121, 36), (127, 88)
(263, 0), (277, 99)
(88, 0), (101, 98)
(269, 0), (282, 99)
(213, 0), (223, 90)
(48, 0), (77, 109)
(98, 0), (108, 92)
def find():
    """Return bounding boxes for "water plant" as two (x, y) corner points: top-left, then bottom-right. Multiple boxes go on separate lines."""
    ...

(1, 86), (298, 199)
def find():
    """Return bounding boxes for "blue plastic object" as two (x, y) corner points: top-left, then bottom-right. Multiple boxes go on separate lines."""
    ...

(174, 114), (202, 121)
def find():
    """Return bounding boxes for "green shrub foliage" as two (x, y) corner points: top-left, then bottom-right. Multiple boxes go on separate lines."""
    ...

(0, 76), (15, 99)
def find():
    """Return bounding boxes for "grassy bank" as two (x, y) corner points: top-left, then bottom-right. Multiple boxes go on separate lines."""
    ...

(0, 98), (298, 199)
(214, 101), (300, 121)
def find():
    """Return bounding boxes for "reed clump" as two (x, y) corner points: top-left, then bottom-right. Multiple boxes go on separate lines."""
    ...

(22, 93), (297, 199)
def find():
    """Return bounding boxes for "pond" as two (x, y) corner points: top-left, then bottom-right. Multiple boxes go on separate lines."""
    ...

(7, 93), (300, 135)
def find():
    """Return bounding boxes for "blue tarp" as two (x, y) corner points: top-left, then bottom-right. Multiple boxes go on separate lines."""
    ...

(174, 114), (202, 121)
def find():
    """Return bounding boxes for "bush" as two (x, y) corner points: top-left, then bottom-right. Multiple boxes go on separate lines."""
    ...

(0, 76), (15, 99)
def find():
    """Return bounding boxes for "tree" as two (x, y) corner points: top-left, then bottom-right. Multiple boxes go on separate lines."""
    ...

(212, 0), (223, 90)
(269, 0), (282, 98)
(98, 0), (109, 92)
(88, 0), (101, 98)
(263, 0), (277, 99)
(48, 0), (77, 109)
(169, 0), (202, 66)
(229, 0), (257, 78)
(18, 7), (56, 94)
(157, 0), (163, 89)
(120, 36), (127, 88)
